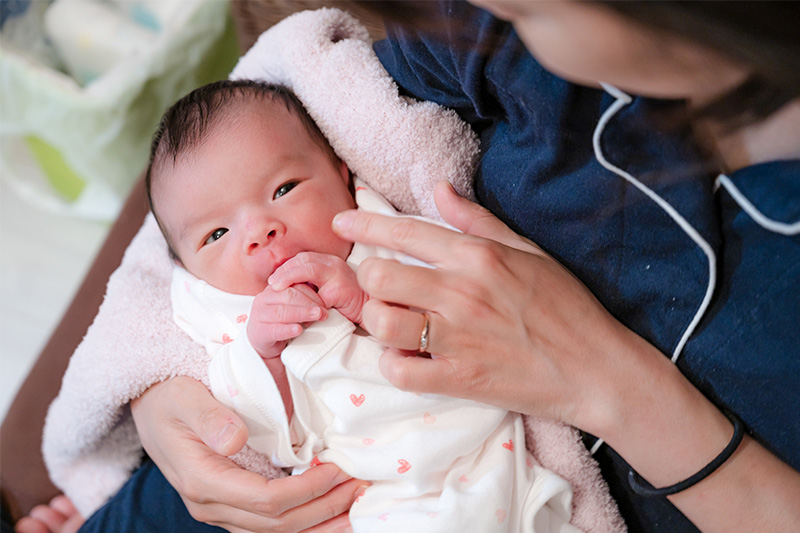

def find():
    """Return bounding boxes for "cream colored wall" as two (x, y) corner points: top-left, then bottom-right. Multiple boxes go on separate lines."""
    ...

(0, 178), (109, 418)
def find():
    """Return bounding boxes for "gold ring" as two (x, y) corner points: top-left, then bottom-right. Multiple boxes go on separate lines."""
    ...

(419, 313), (430, 352)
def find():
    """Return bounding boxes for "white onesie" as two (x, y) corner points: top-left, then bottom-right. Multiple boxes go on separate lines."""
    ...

(171, 182), (578, 532)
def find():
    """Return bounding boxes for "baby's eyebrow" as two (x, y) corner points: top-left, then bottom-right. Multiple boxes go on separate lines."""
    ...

(261, 153), (303, 179)
(177, 208), (218, 249)
(177, 218), (202, 250)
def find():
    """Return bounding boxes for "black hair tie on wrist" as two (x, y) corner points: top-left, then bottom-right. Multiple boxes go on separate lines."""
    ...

(628, 411), (745, 497)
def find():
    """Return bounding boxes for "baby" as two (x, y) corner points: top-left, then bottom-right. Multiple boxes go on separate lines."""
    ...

(147, 79), (577, 532)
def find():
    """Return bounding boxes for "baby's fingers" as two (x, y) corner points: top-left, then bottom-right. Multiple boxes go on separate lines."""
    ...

(252, 322), (305, 343)
(255, 303), (327, 326)
(269, 252), (336, 291)
(254, 287), (326, 320)
(282, 283), (327, 309)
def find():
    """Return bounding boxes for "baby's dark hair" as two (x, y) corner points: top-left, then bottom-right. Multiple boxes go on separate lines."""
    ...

(145, 79), (338, 261)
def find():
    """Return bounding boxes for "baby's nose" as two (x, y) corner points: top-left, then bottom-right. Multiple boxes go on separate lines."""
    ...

(244, 216), (283, 254)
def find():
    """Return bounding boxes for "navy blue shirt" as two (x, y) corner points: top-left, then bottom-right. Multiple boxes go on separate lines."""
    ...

(374, 2), (800, 530)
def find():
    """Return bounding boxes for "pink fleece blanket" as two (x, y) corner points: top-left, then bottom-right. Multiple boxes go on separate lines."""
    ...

(42, 9), (623, 531)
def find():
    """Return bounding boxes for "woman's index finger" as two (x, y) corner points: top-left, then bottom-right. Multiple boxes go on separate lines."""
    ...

(332, 210), (460, 265)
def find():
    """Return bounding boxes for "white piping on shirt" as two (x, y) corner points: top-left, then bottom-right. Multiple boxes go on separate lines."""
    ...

(587, 87), (798, 455)
(594, 84), (718, 365)
(588, 84), (718, 455)
(715, 174), (800, 235)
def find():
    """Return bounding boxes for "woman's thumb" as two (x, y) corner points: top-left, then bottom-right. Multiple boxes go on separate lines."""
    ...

(205, 413), (248, 456)
(181, 380), (249, 456)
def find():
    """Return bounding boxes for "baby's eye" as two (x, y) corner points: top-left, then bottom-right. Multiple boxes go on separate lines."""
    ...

(274, 181), (298, 199)
(204, 228), (228, 245)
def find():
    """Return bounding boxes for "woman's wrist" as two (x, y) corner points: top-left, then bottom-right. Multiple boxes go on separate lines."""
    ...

(579, 320), (800, 530)
(585, 323), (734, 489)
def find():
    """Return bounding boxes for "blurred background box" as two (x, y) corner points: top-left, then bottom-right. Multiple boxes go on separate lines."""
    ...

(0, 0), (239, 220)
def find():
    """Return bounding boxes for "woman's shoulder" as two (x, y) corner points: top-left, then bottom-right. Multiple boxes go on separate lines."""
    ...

(374, 0), (597, 125)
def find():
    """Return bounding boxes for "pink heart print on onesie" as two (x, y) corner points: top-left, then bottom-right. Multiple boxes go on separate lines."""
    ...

(350, 393), (365, 406)
(396, 459), (411, 474)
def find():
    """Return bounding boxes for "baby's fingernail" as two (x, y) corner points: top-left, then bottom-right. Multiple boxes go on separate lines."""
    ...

(332, 211), (355, 233)
(310, 307), (321, 319)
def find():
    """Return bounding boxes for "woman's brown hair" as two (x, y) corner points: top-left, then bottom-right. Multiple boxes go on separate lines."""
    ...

(353, 1), (800, 128)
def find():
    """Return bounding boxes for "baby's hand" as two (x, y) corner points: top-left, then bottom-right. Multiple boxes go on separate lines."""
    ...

(247, 283), (328, 359)
(269, 252), (368, 324)
(15, 495), (84, 533)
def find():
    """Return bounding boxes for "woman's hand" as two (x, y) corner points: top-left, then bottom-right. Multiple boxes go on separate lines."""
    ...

(332, 180), (800, 531)
(332, 180), (626, 430)
(131, 377), (366, 533)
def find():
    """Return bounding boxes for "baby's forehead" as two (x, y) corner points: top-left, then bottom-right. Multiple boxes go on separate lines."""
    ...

(214, 97), (317, 145)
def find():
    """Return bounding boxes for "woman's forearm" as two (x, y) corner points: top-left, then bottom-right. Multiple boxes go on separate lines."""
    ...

(592, 328), (800, 531)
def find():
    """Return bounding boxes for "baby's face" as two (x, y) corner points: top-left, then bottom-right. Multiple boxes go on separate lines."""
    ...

(153, 104), (355, 295)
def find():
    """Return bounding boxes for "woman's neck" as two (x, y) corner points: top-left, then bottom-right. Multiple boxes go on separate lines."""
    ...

(695, 98), (800, 173)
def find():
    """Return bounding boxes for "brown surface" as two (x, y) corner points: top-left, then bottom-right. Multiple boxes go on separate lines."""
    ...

(230, 0), (385, 51)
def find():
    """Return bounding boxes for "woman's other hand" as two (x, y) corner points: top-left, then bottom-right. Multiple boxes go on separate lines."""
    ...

(131, 377), (365, 532)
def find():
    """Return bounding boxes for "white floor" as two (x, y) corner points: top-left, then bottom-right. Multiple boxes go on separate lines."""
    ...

(0, 178), (110, 419)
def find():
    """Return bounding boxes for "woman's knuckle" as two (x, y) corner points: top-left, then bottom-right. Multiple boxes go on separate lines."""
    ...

(362, 262), (391, 293)
(386, 361), (413, 389)
(257, 495), (283, 518)
(374, 312), (400, 342)
(180, 483), (207, 505)
(454, 361), (486, 390)
(389, 219), (418, 246)
(321, 501), (339, 522)
(187, 505), (212, 523)
(455, 238), (496, 268)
